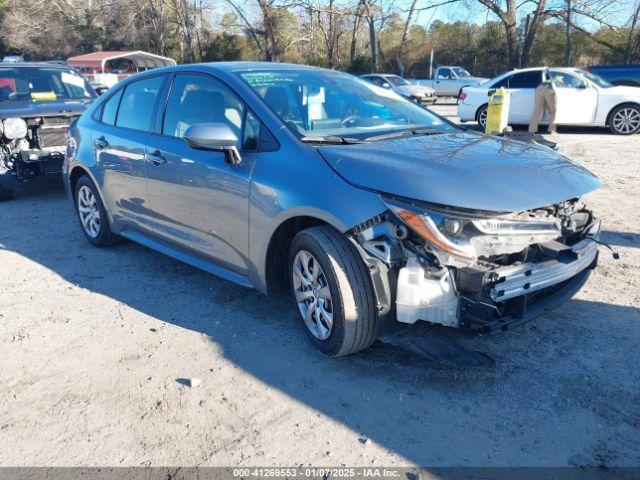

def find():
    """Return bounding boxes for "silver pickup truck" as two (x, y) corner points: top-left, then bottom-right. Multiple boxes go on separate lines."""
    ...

(411, 66), (488, 97)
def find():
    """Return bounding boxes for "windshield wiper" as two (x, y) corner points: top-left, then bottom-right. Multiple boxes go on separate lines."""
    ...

(364, 127), (448, 142)
(300, 135), (365, 144)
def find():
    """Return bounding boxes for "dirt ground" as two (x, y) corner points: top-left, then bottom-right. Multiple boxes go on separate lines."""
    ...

(1, 103), (639, 468)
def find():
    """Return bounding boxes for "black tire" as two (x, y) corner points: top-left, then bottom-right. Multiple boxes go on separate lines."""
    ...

(608, 103), (640, 135)
(476, 104), (488, 129)
(74, 175), (120, 247)
(289, 225), (378, 357)
(0, 186), (14, 201)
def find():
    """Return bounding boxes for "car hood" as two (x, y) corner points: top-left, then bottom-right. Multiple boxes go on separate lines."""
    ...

(395, 85), (434, 95)
(317, 131), (601, 213)
(0, 99), (92, 118)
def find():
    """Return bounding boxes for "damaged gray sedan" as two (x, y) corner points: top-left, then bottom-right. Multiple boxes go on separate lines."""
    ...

(65, 63), (602, 356)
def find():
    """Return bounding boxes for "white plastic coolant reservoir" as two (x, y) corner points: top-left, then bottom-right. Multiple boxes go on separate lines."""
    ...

(396, 257), (459, 327)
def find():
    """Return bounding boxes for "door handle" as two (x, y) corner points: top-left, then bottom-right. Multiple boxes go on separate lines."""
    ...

(95, 136), (108, 150)
(146, 150), (167, 165)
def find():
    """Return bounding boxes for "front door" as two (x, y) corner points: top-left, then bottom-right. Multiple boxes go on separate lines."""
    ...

(550, 70), (598, 124)
(145, 72), (259, 275)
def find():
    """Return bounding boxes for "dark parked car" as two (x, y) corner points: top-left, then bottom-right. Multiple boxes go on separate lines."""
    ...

(0, 63), (96, 200)
(586, 65), (640, 87)
(65, 62), (602, 356)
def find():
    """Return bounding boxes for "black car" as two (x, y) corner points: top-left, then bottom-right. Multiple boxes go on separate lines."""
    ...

(0, 63), (96, 200)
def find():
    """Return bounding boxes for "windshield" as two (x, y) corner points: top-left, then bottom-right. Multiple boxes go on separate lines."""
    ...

(0, 67), (95, 103)
(451, 67), (471, 78)
(578, 69), (613, 88)
(239, 69), (452, 140)
(386, 75), (410, 86)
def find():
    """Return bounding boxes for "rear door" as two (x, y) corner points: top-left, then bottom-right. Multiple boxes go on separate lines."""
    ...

(504, 71), (542, 124)
(92, 75), (165, 232)
(550, 70), (598, 124)
(144, 72), (259, 275)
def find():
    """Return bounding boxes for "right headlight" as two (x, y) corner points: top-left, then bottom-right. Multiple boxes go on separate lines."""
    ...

(3, 117), (28, 140)
(383, 197), (561, 266)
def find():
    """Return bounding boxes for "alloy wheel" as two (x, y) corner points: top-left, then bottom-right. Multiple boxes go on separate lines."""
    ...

(77, 185), (101, 238)
(292, 250), (334, 340)
(612, 107), (640, 134)
(478, 107), (487, 129)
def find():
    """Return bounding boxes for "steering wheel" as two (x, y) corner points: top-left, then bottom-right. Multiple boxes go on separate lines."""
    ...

(341, 115), (360, 127)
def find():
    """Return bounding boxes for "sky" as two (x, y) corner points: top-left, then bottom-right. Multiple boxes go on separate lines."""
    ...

(407, 0), (637, 32)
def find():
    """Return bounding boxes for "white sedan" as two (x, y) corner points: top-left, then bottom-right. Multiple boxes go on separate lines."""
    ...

(458, 67), (640, 135)
(361, 74), (437, 105)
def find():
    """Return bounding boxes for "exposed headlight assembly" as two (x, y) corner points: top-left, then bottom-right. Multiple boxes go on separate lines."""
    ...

(3, 117), (28, 140)
(383, 197), (561, 266)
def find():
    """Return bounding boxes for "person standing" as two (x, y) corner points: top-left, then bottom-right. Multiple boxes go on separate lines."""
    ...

(529, 69), (557, 134)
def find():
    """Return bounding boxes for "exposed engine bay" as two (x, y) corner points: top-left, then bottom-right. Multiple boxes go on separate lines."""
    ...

(0, 115), (75, 183)
(350, 197), (601, 334)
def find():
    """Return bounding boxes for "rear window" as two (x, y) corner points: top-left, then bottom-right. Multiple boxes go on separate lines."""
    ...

(0, 67), (94, 102)
(115, 76), (163, 131)
(101, 89), (123, 125)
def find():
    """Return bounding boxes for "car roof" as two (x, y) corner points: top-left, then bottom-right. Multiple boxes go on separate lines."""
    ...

(130, 61), (332, 80)
(505, 66), (581, 73)
(489, 66), (583, 82)
(199, 61), (326, 73)
(362, 73), (400, 78)
(0, 62), (74, 69)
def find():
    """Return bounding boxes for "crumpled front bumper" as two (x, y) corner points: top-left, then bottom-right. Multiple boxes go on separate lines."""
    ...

(458, 238), (599, 333)
(490, 238), (598, 302)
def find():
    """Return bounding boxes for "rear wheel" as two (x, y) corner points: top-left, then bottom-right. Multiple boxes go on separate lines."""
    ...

(75, 175), (120, 247)
(289, 226), (378, 357)
(477, 104), (488, 129)
(609, 104), (640, 135)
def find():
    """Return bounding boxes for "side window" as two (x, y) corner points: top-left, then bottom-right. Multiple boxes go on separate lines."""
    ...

(242, 111), (260, 150)
(507, 71), (542, 89)
(437, 69), (452, 79)
(115, 76), (163, 131)
(550, 71), (584, 88)
(101, 89), (123, 125)
(162, 73), (244, 146)
(367, 76), (385, 86)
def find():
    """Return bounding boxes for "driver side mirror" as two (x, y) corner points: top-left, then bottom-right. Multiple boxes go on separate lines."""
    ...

(381, 82), (391, 89)
(488, 88), (496, 97)
(184, 123), (242, 165)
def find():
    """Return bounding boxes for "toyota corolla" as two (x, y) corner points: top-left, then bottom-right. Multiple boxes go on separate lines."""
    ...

(64, 62), (602, 356)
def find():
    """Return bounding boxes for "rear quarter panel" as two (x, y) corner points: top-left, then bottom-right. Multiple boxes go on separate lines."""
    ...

(593, 87), (640, 124)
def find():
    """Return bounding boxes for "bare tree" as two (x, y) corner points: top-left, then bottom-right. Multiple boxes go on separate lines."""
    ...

(625, 0), (640, 63)
(349, 0), (363, 65)
(546, 0), (630, 61)
(472, 0), (547, 68)
(563, 0), (572, 65)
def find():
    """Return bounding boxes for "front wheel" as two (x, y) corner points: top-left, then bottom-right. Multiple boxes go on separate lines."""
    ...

(477, 104), (488, 130)
(609, 104), (640, 135)
(289, 226), (378, 357)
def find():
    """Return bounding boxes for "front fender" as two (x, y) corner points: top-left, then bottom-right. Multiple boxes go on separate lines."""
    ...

(247, 146), (387, 293)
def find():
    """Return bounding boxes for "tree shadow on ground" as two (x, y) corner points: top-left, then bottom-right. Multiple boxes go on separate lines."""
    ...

(2, 183), (639, 467)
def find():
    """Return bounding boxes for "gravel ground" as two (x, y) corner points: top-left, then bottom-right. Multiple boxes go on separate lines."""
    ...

(0, 103), (638, 468)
